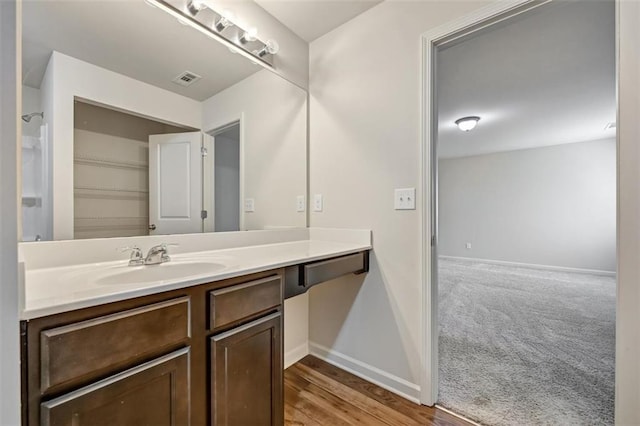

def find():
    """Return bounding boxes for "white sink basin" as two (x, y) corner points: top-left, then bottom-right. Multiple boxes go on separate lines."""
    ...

(94, 261), (228, 286)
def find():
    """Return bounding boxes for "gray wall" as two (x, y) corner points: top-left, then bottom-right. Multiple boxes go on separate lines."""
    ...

(438, 138), (616, 272)
(214, 129), (240, 232)
(1, 1), (20, 423)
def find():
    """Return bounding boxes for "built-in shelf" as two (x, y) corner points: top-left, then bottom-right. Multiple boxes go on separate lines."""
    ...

(74, 157), (147, 171)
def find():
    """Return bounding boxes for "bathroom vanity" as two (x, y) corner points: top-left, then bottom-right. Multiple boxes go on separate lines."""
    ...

(19, 229), (371, 425)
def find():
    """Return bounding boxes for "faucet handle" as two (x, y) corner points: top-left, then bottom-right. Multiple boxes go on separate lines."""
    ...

(119, 245), (142, 254)
(118, 246), (144, 266)
(159, 243), (179, 252)
(161, 243), (179, 261)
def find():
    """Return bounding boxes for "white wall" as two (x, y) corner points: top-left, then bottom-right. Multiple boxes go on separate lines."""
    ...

(284, 293), (309, 368)
(0, 1), (20, 424)
(438, 139), (616, 272)
(42, 51), (202, 240)
(202, 69), (307, 231)
(616, 1), (640, 422)
(308, 0), (494, 401)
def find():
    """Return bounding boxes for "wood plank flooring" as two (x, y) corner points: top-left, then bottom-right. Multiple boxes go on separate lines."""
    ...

(285, 356), (470, 426)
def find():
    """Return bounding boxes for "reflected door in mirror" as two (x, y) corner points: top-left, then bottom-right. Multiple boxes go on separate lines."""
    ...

(149, 132), (203, 235)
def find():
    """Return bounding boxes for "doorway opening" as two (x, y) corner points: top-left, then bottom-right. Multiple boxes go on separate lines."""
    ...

(423, 1), (616, 424)
(207, 122), (241, 232)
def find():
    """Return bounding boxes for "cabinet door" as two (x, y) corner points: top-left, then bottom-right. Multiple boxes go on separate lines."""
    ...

(41, 348), (190, 426)
(210, 312), (283, 426)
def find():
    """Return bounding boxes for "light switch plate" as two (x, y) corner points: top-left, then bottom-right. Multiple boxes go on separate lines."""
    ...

(394, 188), (416, 210)
(244, 198), (255, 212)
(296, 195), (305, 212)
(313, 194), (323, 212)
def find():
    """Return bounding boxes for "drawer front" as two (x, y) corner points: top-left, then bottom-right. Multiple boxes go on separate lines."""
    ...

(40, 297), (190, 392)
(209, 276), (282, 330)
(210, 313), (283, 426)
(304, 252), (367, 287)
(41, 348), (190, 426)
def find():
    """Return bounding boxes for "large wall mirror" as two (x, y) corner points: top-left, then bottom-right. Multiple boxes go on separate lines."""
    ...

(21, 0), (307, 241)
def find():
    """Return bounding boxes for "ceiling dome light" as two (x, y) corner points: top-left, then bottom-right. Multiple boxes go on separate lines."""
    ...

(455, 116), (480, 132)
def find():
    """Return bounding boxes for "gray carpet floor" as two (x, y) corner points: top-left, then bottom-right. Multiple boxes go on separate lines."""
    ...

(438, 258), (615, 426)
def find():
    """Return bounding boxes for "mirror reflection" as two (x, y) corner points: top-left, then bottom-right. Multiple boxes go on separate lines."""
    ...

(21, 0), (308, 241)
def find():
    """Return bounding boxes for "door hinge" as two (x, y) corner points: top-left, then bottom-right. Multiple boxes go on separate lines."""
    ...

(201, 210), (208, 220)
(431, 235), (436, 247)
(201, 147), (208, 157)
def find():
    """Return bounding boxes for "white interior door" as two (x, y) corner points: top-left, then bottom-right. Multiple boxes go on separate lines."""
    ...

(149, 132), (202, 235)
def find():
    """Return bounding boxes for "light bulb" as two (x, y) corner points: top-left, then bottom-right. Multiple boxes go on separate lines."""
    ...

(265, 40), (279, 54)
(455, 116), (480, 132)
(240, 27), (258, 44)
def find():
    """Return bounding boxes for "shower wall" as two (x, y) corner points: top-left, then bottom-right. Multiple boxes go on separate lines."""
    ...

(22, 85), (49, 241)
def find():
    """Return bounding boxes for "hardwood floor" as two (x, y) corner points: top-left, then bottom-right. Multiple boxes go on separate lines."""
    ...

(284, 356), (470, 426)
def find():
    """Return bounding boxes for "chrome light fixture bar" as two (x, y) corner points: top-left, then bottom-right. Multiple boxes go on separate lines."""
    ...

(147, 0), (278, 68)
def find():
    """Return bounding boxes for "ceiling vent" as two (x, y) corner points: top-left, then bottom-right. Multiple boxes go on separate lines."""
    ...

(172, 71), (202, 87)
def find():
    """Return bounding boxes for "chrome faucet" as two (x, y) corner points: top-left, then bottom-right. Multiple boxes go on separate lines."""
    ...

(120, 246), (144, 266)
(144, 243), (177, 265)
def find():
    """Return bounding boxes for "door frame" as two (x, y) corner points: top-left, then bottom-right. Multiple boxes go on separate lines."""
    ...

(418, 0), (608, 406)
(204, 113), (245, 232)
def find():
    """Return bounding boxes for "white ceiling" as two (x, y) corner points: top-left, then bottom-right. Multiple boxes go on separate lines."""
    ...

(254, 0), (381, 42)
(22, 0), (262, 101)
(437, 0), (615, 159)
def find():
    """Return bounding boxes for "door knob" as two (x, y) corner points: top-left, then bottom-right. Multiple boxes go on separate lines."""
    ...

(149, 224), (156, 231)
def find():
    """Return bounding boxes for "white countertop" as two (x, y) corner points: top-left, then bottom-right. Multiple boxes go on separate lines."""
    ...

(21, 237), (371, 320)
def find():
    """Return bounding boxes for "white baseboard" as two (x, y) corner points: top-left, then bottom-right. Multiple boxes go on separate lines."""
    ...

(438, 255), (616, 277)
(308, 342), (421, 403)
(284, 342), (309, 369)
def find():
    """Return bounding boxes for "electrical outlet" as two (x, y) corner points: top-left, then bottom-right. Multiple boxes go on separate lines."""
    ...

(313, 194), (323, 212)
(296, 195), (305, 212)
(394, 188), (416, 210)
(466, 242), (472, 249)
(244, 198), (255, 212)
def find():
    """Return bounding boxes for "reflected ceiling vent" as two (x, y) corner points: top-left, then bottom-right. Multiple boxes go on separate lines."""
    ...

(172, 71), (202, 87)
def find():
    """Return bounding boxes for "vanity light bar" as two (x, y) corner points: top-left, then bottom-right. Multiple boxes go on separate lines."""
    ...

(147, 0), (276, 68)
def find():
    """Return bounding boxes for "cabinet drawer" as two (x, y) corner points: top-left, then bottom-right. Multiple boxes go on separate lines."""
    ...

(40, 297), (190, 392)
(41, 348), (190, 426)
(304, 252), (368, 286)
(209, 276), (281, 330)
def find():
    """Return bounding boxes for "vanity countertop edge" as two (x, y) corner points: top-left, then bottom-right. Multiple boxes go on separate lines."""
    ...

(21, 233), (372, 320)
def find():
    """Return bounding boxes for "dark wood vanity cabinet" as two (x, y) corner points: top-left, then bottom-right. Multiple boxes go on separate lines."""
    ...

(211, 312), (283, 426)
(41, 348), (190, 426)
(22, 269), (284, 426)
